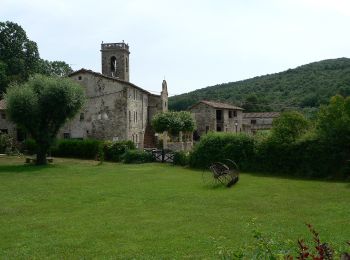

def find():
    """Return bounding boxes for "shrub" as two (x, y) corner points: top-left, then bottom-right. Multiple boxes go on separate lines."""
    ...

(122, 150), (154, 164)
(0, 134), (17, 154)
(51, 139), (101, 159)
(103, 140), (135, 162)
(189, 132), (255, 170)
(173, 151), (189, 166)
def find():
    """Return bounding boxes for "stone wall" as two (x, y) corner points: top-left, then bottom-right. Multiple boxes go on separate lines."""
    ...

(59, 72), (128, 140)
(0, 110), (16, 138)
(190, 103), (244, 137)
(126, 87), (149, 148)
(190, 103), (216, 137)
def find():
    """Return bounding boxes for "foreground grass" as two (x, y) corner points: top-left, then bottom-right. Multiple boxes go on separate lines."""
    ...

(0, 157), (349, 258)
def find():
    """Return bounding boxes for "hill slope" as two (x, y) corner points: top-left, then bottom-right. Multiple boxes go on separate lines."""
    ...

(169, 58), (350, 112)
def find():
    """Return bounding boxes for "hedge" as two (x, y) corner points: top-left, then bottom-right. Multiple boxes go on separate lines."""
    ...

(51, 139), (101, 159)
(189, 132), (256, 170)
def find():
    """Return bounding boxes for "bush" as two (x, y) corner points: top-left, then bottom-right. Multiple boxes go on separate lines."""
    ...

(51, 139), (101, 159)
(173, 151), (189, 166)
(103, 140), (135, 162)
(189, 132), (255, 170)
(122, 150), (154, 164)
(0, 134), (17, 154)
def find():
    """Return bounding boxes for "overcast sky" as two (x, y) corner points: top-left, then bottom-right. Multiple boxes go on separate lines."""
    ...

(2, 0), (350, 96)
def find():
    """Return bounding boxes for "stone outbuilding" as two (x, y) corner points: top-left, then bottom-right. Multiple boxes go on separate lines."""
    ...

(189, 100), (244, 138)
(242, 112), (280, 134)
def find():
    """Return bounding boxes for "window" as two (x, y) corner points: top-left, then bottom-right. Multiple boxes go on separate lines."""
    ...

(251, 119), (257, 125)
(206, 126), (209, 133)
(78, 76), (82, 80)
(110, 56), (117, 76)
(217, 126), (222, 132)
(136, 111), (138, 123)
(229, 111), (232, 118)
(132, 134), (135, 142)
(129, 111), (131, 122)
(133, 111), (136, 123)
(63, 133), (71, 139)
(133, 89), (136, 100)
(1, 112), (6, 119)
(126, 57), (129, 73)
(0, 129), (8, 134)
(80, 113), (84, 121)
(216, 110), (222, 120)
(233, 111), (237, 117)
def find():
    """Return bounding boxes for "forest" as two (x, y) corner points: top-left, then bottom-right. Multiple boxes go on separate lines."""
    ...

(169, 58), (350, 114)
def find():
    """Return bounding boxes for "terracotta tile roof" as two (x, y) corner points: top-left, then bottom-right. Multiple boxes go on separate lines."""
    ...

(189, 100), (243, 110)
(69, 69), (159, 96)
(0, 99), (6, 110)
(243, 112), (280, 118)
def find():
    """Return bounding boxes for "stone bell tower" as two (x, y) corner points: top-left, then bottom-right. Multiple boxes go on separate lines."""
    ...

(161, 80), (168, 112)
(101, 41), (130, 82)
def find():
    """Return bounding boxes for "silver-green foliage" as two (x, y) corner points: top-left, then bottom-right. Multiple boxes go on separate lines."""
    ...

(5, 74), (85, 164)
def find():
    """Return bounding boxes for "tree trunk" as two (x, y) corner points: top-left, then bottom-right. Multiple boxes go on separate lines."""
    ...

(36, 146), (47, 165)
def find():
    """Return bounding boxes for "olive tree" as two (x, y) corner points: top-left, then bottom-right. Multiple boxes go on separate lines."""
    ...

(5, 74), (85, 164)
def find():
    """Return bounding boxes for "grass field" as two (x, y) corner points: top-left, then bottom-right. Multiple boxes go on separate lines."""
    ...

(0, 156), (349, 258)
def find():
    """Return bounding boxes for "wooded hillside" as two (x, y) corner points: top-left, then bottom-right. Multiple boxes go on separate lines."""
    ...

(169, 58), (350, 113)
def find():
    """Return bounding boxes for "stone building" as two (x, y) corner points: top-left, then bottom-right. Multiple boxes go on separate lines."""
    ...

(189, 100), (244, 138)
(58, 42), (168, 148)
(242, 112), (280, 134)
(0, 42), (168, 149)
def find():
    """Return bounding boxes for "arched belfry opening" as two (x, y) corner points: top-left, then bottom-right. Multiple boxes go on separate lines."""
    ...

(101, 42), (130, 82)
(110, 56), (117, 77)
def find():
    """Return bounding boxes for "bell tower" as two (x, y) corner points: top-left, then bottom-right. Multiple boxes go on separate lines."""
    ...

(101, 41), (130, 82)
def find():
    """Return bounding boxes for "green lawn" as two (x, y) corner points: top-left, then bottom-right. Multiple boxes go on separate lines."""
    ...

(0, 157), (349, 258)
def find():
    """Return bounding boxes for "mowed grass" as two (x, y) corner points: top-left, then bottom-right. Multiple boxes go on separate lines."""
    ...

(0, 157), (349, 258)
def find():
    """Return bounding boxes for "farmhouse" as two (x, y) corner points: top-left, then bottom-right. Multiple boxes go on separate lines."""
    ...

(189, 100), (244, 138)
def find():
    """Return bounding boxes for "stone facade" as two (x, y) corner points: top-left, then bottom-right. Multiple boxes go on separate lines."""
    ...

(0, 100), (17, 138)
(189, 100), (244, 138)
(58, 41), (168, 148)
(242, 112), (280, 134)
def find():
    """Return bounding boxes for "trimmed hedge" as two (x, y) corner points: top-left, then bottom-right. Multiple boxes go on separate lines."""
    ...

(122, 150), (154, 164)
(189, 132), (255, 170)
(103, 140), (135, 162)
(254, 137), (349, 178)
(189, 132), (349, 179)
(51, 139), (101, 159)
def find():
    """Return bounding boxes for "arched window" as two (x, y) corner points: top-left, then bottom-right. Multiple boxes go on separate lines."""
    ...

(110, 56), (117, 76)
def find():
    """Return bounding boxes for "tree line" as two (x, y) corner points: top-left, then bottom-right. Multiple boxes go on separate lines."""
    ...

(0, 21), (73, 96)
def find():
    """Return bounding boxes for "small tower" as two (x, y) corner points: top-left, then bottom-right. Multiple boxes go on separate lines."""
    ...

(101, 42), (130, 81)
(161, 80), (168, 112)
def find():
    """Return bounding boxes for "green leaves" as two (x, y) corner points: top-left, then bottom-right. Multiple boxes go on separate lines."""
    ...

(151, 111), (196, 135)
(5, 74), (85, 164)
(271, 111), (309, 143)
